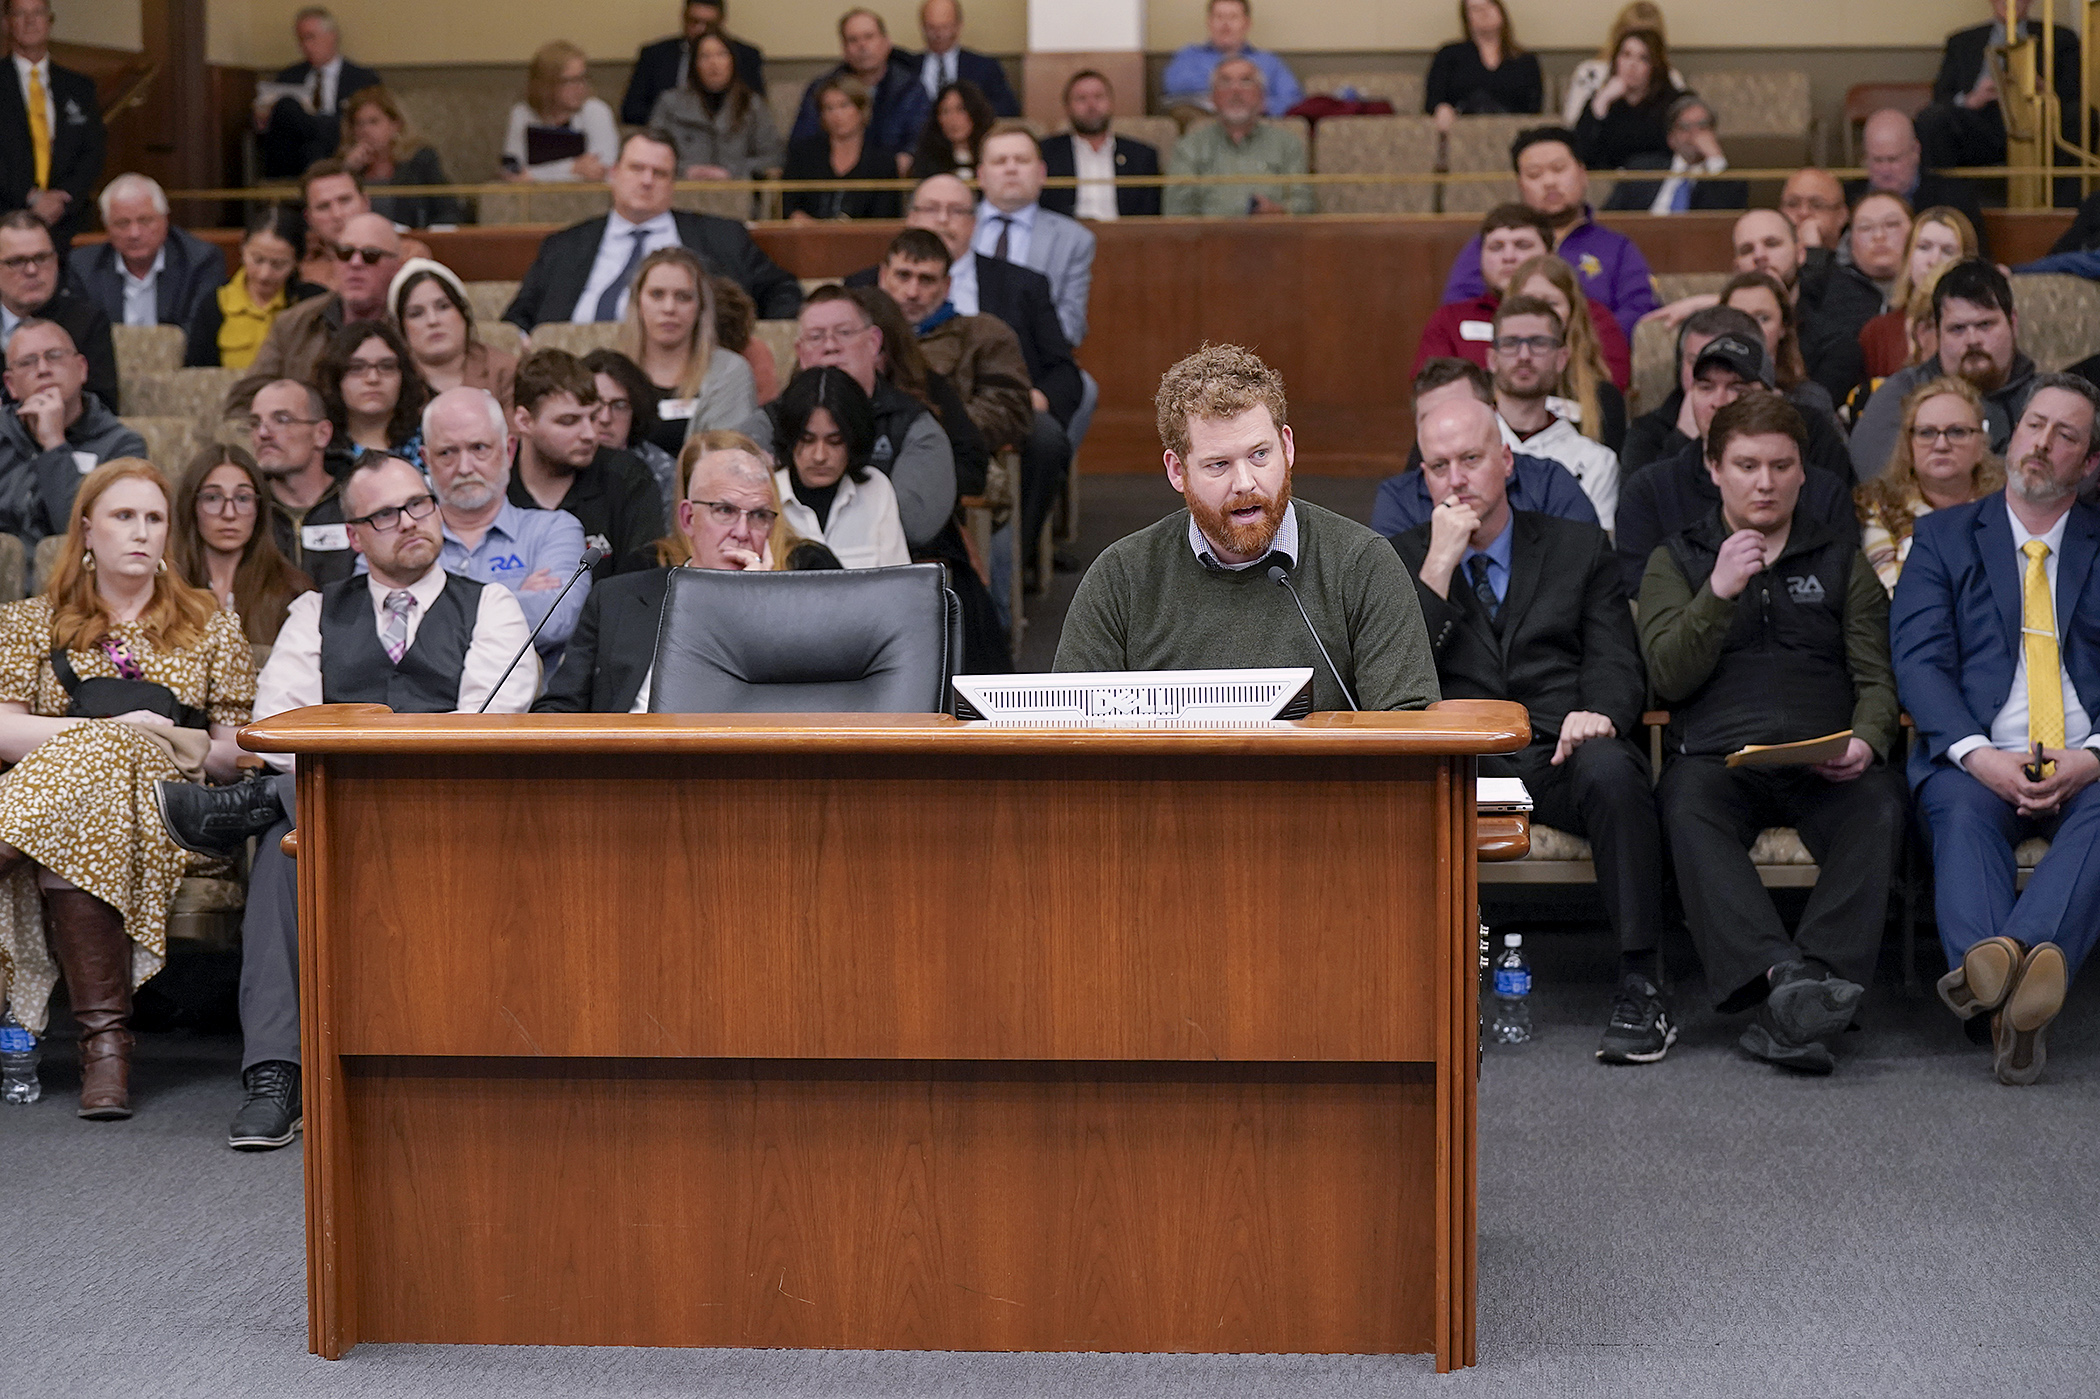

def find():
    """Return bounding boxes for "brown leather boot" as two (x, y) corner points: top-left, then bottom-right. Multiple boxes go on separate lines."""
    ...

(44, 889), (135, 1120)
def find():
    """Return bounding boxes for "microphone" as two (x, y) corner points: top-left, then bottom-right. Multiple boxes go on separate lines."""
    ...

(1268, 564), (1358, 711)
(478, 545), (605, 713)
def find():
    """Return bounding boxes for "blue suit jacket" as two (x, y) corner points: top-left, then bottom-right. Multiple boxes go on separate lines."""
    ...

(1891, 491), (2100, 787)
(982, 206), (1095, 347)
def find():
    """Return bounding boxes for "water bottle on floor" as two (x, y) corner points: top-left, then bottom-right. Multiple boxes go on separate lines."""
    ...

(1490, 933), (1532, 1045)
(1, 1004), (41, 1104)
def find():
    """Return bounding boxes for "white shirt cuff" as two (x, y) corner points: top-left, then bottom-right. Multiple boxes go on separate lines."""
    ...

(1947, 735), (1992, 767)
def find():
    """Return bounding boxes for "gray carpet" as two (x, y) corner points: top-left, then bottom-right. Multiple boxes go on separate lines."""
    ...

(3, 475), (2096, 1397)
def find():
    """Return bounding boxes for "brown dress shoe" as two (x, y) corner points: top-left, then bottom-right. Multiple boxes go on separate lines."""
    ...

(42, 889), (135, 1120)
(1994, 942), (2068, 1087)
(1937, 935), (2024, 1020)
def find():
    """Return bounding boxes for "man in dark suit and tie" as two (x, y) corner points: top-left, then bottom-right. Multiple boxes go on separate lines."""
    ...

(1916, 0), (2081, 185)
(789, 9), (932, 157)
(1393, 393), (1675, 1065)
(1040, 71), (1162, 221)
(0, 0), (105, 246)
(905, 0), (1019, 117)
(503, 130), (799, 332)
(1893, 371), (2100, 1086)
(1601, 95), (1748, 214)
(253, 6), (382, 180)
(620, 0), (766, 127)
(536, 430), (780, 713)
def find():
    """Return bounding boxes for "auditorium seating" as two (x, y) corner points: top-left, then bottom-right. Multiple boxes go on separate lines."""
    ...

(123, 368), (247, 451)
(1440, 114), (1549, 215)
(524, 322), (623, 358)
(121, 415), (201, 476)
(1304, 70), (1423, 112)
(464, 281), (519, 325)
(110, 324), (186, 386)
(1312, 116), (1437, 215)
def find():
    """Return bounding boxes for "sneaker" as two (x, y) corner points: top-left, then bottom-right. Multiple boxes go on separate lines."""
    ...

(1739, 1005), (1836, 1076)
(1764, 960), (1864, 1044)
(155, 773), (286, 857)
(1596, 974), (1677, 1064)
(228, 1060), (302, 1151)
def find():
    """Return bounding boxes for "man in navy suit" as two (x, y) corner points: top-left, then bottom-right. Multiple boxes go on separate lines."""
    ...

(254, 7), (382, 180)
(66, 174), (226, 334)
(0, 0), (105, 245)
(906, 0), (1018, 117)
(1040, 71), (1163, 221)
(789, 9), (932, 158)
(1894, 371), (2100, 1086)
(620, 0), (766, 126)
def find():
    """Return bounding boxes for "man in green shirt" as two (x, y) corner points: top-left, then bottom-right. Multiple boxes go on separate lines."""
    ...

(1053, 344), (1438, 713)
(1162, 58), (1313, 218)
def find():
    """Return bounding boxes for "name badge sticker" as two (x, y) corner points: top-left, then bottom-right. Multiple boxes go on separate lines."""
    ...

(659, 398), (698, 421)
(72, 451), (98, 475)
(1459, 320), (1494, 342)
(302, 523), (350, 552)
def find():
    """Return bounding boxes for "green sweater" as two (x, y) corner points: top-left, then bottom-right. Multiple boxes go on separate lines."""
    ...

(1052, 502), (1440, 712)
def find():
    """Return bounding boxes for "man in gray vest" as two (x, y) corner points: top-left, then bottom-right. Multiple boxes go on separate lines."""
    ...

(153, 453), (535, 1149)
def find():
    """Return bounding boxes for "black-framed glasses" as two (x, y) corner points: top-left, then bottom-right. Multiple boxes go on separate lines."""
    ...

(0, 251), (56, 273)
(1911, 424), (1983, 444)
(690, 499), (778, 530)
(346, 493), (438, 532)
(197, 489), (261, 516)
(333, 244), (393, 265)
(1493, 334), (1563, 356)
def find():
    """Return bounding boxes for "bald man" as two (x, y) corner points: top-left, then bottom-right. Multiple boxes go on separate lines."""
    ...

(911, 0), (1019, 115)
(1844, 110), (1988, 258)
(248, 210), (404, 384)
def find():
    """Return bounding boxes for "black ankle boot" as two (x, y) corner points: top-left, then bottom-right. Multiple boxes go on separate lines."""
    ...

(153, 773), (286, 857)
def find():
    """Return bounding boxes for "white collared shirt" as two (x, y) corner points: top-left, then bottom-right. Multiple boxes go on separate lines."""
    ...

(120, 246), (166, 327)
(774, 466), (911, 571)
(312, 54), (345, 114)
(252, 565), (539, 770)
(574, 210), (680, 323)
(920, 48), (958, 101)
(973, 200), (1037, 266)
(1071, 133), (1119, 222)
(12, 54), (54, 142)
(947, 249), (980, 317)
(1949, 500), (2097, 764)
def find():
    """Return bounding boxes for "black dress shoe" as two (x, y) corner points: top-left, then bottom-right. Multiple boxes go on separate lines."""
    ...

(228, 1060), (302, 1151)
(154, 774), (286, 857)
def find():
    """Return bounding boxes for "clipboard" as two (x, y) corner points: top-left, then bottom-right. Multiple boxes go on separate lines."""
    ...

(1726, 730), (1853, 769)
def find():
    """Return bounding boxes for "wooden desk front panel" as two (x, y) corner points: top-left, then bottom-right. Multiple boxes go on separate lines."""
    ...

(343, 1058), (1438, 1354)
(318, 751), (1447, 1063)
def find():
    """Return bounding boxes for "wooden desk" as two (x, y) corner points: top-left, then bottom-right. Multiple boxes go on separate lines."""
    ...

(241, 702), (1527, 1370)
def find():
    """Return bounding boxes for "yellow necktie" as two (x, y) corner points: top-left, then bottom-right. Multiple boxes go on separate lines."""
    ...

(26, 64), (51, 190)
(2022, 538), (2065, 771)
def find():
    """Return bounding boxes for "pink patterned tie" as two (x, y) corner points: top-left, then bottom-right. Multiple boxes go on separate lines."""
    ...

(380, 590), (415, 664)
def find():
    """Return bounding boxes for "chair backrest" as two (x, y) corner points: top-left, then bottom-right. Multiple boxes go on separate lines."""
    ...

(1305, 69), (1424, 114)
(2012, 273), (2100, 371)
(123, 366), (246, 446)
(527, 321), (624, 358)
(751, 319), (800, 389)
(1115, 115), (1182, 156)
(649, 563), (959, 714)
(464, 280), (520, 325)
(1311, 115), (1437, 215)
(111, 323), (185, 391)
(477, 322), (525, 360)
(120, 414), (201, 479)
(1440, 114), (1538, 214)
(1629, 317), (1681, 417)
(478, 188), (609, 227)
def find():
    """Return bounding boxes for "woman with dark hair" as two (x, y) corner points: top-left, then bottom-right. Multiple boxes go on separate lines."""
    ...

(770, 367), (909, 569)
(0, 458), (255, 1118)
(781, 75), (902, 220)
(650, 25), (783, 185)
(168, 446), (314, 649)
(582, 348), (678, 515)
(336, 85), (465, 227)
(186, 205), (323, 368)
(1426, 0), (1542, 132)
(913, 80), (998, 180)
(388, 258), (517, 409)
(316, 320), (428, 471)
(1720, 270), (1839, 424)
(1573, 29), (1682, 170)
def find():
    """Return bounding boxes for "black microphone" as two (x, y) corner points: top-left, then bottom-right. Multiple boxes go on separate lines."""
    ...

(479, 545), (605, 712)
(1268, 563), (1358, 711)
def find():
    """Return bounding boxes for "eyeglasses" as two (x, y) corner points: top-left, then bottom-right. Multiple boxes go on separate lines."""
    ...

(426, 440), (501, 465)
(343, 356), (401, 378)
(1911, 424), (1983, 444)
(346, 492), (439, 532)
(1493, 334), (1564, 356)
(690, 499), (779, 530)
(333, 245), (394, 265)
(592, 396), (632, 416)
(1781, 195), (1842, 214)
(4, 346), (73, 373)
(241, 411), (322, 434)
(197, 489), (261, 516)
(796, 324), (867, 349)
(0, 251), (56, 273)
(910, 200), (975, 221)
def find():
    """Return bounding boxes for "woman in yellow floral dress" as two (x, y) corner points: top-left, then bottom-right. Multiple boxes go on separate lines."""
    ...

(0, 459), (255, 1119)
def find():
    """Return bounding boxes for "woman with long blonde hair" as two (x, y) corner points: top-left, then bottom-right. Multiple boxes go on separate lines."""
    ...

(1855, 376), (2003, 593)
(618, 246), (759, 460)
(1861, 207), (1980, 379)
(504, 39), (620, 182)
(0, 459), (256, 1119)
(1507, 252), (1626, 451)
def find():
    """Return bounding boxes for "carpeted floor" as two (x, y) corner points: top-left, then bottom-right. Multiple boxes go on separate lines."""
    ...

(3, 475), (2096, 1397)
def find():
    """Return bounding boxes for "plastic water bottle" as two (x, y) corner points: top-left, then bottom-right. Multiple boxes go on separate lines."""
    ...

(1, 1004), (40, 1104)
(1490, 933), (1533, 1045)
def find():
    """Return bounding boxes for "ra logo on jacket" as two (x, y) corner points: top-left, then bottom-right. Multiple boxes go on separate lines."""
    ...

(1785, 574), (1827, 605)
(485, 553), (527, 575)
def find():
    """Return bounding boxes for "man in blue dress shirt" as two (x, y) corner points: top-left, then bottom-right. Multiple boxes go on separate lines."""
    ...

(1160, 0), (1302, 117)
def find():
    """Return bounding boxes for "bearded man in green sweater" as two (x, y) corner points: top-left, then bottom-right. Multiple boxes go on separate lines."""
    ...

(1054, 343), (1440, 712)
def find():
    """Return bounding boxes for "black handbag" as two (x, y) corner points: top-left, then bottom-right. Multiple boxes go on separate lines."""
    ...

(50, 647), (210, 731)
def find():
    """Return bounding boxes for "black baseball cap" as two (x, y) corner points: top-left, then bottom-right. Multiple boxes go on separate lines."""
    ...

(1692, 333), (1774, 388)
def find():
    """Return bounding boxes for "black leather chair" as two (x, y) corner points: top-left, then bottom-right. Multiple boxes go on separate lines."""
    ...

(648, 563), (963, 714)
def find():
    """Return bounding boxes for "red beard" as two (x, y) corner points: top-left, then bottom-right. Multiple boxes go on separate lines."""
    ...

(1187, 474), (1293, 560)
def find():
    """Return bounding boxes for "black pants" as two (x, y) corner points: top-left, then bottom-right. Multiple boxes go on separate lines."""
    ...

(1916, 100), (2006, 171)
(258, 99), (340, 180)
(1485, 735), (1666, 956)
(1656, 757), (1907, 1010)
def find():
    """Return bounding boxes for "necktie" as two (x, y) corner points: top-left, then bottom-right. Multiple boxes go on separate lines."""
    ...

(2022, 539), (2065, 772)
(1467, 554), (1500, 626)
(26, 65), (51, 190)
(991, 215), (1012, 263)
(380, 589), (416, 665)
(1670, 176), (1693, 213)
(593, 228), (650, 323)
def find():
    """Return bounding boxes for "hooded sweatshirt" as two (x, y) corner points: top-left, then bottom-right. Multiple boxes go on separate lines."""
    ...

(0, 392), (148, 543)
